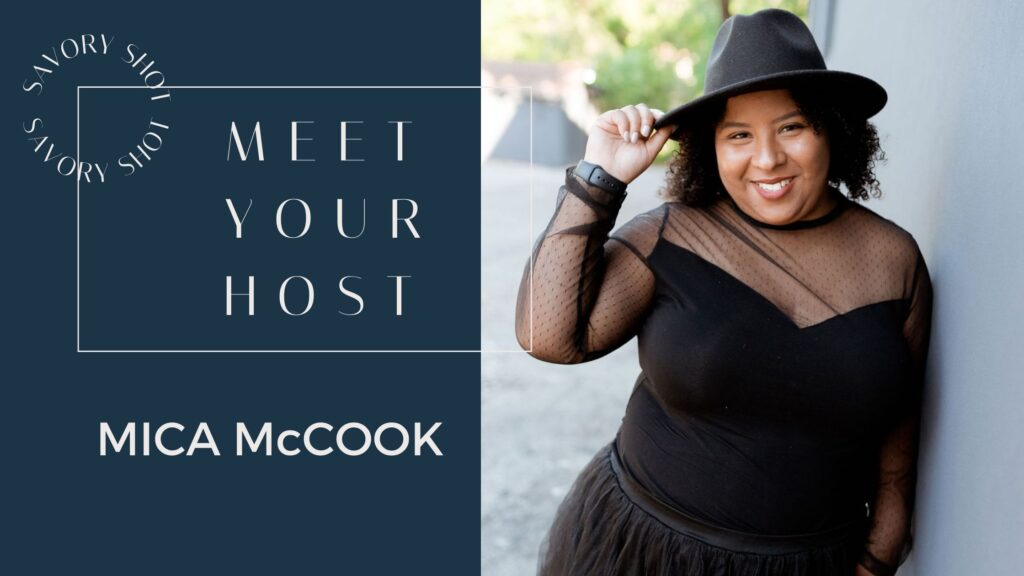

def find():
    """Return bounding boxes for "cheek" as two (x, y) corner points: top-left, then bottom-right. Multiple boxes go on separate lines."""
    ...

(789, 136), (830, 176)
(715, 145), (746, 182)
(816, 142), (831, 175)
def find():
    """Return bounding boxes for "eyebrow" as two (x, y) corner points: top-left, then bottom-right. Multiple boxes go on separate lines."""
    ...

(718, 110), (804, 131)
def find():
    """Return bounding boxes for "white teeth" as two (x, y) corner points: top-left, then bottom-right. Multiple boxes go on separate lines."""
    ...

(756, 178), (791, 192)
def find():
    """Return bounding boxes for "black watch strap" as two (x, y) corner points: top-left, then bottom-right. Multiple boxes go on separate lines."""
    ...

(573, 160), (628, 196)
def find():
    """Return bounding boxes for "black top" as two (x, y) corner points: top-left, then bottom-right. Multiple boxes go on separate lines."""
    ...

(515, 168), (933, 570)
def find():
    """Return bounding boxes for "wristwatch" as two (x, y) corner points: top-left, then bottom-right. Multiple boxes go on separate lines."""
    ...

(573, 159), (628, 196)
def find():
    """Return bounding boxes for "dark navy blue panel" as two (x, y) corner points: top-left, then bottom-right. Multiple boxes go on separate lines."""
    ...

(2, 1), (481, 574)
(78, 88), (479, 351)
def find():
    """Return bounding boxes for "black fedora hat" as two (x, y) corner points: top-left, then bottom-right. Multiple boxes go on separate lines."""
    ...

(652, 8), (887, 140)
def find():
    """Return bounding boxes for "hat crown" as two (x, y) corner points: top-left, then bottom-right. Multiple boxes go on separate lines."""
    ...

(651, 7), (887, 138)
(705, 9), (826, 93)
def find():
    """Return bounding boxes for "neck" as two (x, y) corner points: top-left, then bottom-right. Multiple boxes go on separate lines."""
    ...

(724, 187), (848, 231)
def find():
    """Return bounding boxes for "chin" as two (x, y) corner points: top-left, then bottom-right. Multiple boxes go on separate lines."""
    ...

(745, 197), (801, 223)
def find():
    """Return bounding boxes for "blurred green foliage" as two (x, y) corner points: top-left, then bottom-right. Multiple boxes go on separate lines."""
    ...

(483, 0), (810, 160)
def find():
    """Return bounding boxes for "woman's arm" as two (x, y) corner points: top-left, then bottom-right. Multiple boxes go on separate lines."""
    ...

(514, 103), (675, 364)
(513, 168), (659, 364)
(859, 247), (934, 575)
(860, 410), (921, 575)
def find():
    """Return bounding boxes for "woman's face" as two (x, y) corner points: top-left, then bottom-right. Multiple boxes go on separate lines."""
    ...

(714, 89), (832, 225)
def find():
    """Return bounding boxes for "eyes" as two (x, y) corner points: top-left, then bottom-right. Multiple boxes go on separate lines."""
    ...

(725, 123), (805, 141)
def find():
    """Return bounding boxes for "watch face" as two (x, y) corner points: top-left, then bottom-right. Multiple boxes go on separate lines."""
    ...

(576, 160), (596, 179)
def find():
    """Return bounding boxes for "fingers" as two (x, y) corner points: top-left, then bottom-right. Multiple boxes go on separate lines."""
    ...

(635, 103), (654, 139)
(647, 108), (673, 140)
(613, 104), (664, 140)
(646, 117), (677, 150)
(601, 109), (630, 141)
(598, 104), (674, 145)
(621, 105), (641, 143)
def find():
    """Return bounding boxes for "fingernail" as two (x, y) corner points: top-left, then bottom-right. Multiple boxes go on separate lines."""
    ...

(621, 131), (629, 141)
(641, 125), (651, 137)
(630, 131), (638, 143)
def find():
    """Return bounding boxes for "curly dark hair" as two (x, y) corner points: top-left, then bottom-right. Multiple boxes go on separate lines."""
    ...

(662, 84), (886, 205)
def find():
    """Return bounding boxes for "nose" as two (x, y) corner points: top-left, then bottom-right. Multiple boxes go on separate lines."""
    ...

(751, 135), (786, 171)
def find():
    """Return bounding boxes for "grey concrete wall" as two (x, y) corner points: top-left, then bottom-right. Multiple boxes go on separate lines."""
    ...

(816, 1), (1024, 574)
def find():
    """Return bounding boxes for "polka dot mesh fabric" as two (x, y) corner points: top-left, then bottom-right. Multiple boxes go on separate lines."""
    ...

(515, 167), (933, 575)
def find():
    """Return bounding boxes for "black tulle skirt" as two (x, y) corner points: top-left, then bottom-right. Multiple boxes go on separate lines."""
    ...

(537, 440), (869, 576)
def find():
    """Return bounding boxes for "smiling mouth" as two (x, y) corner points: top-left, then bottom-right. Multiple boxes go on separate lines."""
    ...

(753, 178), (793, 192)
(751, 177), (796, 200)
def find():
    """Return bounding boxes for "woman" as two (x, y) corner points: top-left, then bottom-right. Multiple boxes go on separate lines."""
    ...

(514, 9), (932, 576)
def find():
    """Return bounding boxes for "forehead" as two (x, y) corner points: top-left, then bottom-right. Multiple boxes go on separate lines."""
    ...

(721, 89), (799, 120)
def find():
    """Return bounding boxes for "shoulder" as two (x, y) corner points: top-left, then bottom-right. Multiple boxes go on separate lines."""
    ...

(609, 200), (725, 264)
(608, 203), (670, 259)
(842, 200), (927, 287)
(844, 201), (922, 253)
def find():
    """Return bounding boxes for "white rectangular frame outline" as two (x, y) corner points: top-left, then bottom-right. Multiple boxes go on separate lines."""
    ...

(76, 85), (536, 354)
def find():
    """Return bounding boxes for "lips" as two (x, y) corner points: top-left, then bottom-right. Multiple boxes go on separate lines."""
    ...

(752, 177), (795, 200)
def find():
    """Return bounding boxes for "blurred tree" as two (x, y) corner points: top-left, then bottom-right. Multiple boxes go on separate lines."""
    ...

(483, 0), (809, 160)
(483, 0), (808, 109)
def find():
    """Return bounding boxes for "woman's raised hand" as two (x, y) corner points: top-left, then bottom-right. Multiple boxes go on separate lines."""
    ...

(583, 103), (677, 185)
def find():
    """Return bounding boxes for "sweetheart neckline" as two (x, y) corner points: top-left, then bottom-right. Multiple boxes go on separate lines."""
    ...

(650, 238), (908, 332)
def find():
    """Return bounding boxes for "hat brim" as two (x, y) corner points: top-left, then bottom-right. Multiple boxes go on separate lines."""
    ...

(652, 70), (887, 141)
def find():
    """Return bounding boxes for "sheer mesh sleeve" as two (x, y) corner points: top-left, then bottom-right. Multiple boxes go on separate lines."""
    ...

(514, 167), (662, 364)
(862, 244), (933, 575)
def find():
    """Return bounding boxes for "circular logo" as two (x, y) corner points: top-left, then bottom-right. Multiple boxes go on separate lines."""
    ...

(21, 34), (172, 185)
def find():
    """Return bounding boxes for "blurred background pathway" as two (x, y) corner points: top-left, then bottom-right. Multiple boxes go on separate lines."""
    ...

(482, 159), (668, 576)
